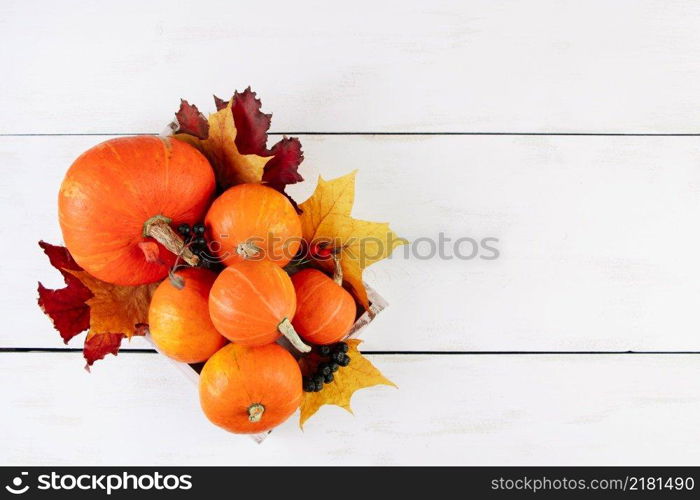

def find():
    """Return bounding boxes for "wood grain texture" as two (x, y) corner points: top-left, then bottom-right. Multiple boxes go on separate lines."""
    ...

(2, 352), (699, 465)
(7, 135), (700, 350)
(3, 0), (700, 133)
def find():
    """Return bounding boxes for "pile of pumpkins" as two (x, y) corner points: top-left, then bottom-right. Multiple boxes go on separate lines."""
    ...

(57, 136), (357, 433)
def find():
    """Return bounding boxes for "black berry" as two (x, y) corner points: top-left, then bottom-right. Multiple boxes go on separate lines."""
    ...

(331, 351), (345, 363)
(193, 223), (206, 235)
(333, 342), (349, 353)
(318, 345), (331, 356)
(303, 378), (315, 392)
(313, 375), (324, 386)
(329, 362), (340, 373)
(177, 223), (191, 235)
(314, 381), (323, 392)
(324, 372), (334, 383)
(318, 363), (331, 376)
(338, 355), (351, 367)
(194, 237), (207, 248)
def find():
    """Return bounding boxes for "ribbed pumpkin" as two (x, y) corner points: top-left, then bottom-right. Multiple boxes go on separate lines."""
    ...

(199, 343), (302, 434)
(58, 136), (215, 285)
(148, 268), (227, 363)
(208, 260), (310, 352)
(204, 183), (301, 268)
(291, 269), (357, 345)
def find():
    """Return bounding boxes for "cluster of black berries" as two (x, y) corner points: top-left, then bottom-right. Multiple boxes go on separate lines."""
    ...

(177, 223), (207, 256)
(303, 342), (351, 393)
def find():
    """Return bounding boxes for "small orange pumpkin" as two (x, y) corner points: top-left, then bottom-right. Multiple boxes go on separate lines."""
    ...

(292, 268), (357, 345)
(204, 183), (301, 268)
(199, 343), (302, 434)
(58, 136), (215, 286)
(208, 260), (310, 352)
(148, 268), (228, 363)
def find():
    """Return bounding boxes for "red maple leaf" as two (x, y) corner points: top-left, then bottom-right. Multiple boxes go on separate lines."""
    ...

(174, 99), (209, 139)
(229, 87), (304, 206)
(263, 137), (305, 189)
(83, 332), (124, 370)
(38, 242), (150, 369)
(231, 87), (272, 155)
(37, 241), (92, 343)
(213, 94), (228, 111)
(177, 88), (305, 207)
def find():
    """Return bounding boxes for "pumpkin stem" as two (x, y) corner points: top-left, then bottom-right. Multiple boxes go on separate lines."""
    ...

(332, 254), (343, 286)
(236, 239), (262, 259)
(143, 215), (200, 267)
(277, 318), (311, 353)
(248, 403), (265, 423)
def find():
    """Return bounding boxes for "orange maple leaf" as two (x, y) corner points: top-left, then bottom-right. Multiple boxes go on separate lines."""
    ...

(66, 270), (158, 367)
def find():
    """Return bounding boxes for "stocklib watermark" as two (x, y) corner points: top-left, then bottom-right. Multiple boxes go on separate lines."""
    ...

(2, 471), (192, 496)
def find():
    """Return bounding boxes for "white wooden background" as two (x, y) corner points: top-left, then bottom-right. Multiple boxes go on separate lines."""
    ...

(2, 0), (700, 465)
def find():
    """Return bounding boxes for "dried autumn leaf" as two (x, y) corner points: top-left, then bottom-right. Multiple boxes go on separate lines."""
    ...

(173, 89), (304, 200)
(174, 99), (209, 139)
(213, 94), (228, 111)
(299, 172), (406, 309)
(70, 272), (156, 368)
(230, 88), (304, 195)
(66, 269), (158, 339)
(83, 324), (147, 369)
(174, 99), (270, 189)
(37, 241), (93, 343)
(298, 339), (396, 428)
(299, 171), (356, 232)
(83, 332), (124, 369)
(262, 136), (304, 202)
(38, 242), (157, 368)
(263, 137), (304, 190)
(231, 87), (272, 155)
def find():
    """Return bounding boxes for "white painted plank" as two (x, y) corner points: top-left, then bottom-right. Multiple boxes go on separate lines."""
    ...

(5, 135), (700, 350)
(2, 352), (700, 465)
(4, 0), (700, 133)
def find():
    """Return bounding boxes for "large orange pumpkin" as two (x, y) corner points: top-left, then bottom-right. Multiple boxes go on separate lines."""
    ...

(204, 183), (301, 267)
(58, 136), (215, 285)
(208, 260), (310, 352)
(148, 268), (227, 363)
(291, 268), (356, 345)
(199, 343), (302, 434)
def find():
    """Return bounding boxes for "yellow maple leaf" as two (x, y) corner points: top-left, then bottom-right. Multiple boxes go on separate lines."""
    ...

(66, 270), (158, 338)
(299, 339), (396, 428)
(174, 99), (270, 189)
(299, 171), (407, 308)
(299, 171), (357, 236)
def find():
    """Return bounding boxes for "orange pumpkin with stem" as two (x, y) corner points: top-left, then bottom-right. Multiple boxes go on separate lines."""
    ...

(291, 258), (357, 345)
(208, 260), (310, 353)
(148, 268), (228, 363)
(199, 343), (302, 434)
(204, 183), (301, 268)
(58, 136), (215, 286)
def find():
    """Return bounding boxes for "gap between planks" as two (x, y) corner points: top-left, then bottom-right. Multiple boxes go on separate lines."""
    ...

(2, 348), (700, 355)
(3, 132), (700, 137)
